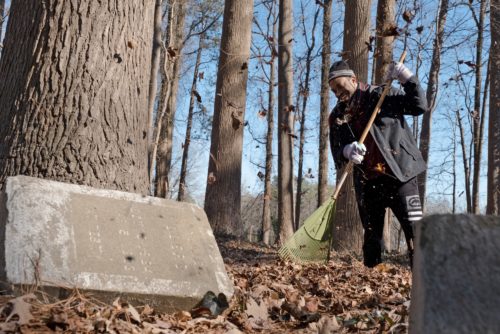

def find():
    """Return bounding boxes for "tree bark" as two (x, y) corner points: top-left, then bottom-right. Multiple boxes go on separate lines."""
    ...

(0, 1), (153, 193)
(155, 0), (187, 198)
(333, 0), (371, 255)
(178, 34), (203, 202)
(204, 0), (254, 238)
(277, 0), (295, 242)
(318, 0), (332, 207)
(471, 0), (487, 213)
(262, 2), (277, 245)
(487, 0), (500, 214)
(373, 0), (395, 84)
(418, 0), (449, 210)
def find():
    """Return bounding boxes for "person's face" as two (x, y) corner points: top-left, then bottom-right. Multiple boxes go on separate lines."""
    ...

(329, 76), (358, 103)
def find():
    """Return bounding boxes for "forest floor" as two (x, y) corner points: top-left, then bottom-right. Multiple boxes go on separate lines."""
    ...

(0, 238), (412, 333)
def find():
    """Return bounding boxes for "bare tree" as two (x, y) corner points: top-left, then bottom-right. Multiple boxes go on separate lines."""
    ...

(318, 0), (332, 207)
(487, 0), (500, 214)
(204, 0), (254, 237)
(277, 0), (295, 242)
(295, 2), (320, 228)
(0, 1), (153, 192)
(333, 0), (371, 254)
(155, 0), (187, 197)
(470, 0), (487, 213)
(418, 0), (449, 210)
(178, 34), (204, 202)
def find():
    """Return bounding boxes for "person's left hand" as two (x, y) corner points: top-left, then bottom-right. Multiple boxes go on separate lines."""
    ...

(385, 62), (413, 84)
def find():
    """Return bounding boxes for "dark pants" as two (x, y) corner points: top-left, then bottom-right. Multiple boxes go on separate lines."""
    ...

(355, 175), (422, 267)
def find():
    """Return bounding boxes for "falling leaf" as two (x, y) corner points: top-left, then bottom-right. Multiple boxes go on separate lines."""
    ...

(258, 110), (267, 118)
(199, 72), (204, 80)
(402, 10), (414, 23)
(207, 172), (217, 185)
(382, 24), (400, 37)
(416, 25), (424, 34)
(257, 171), (265, 180)
(241, 62), (248, 70)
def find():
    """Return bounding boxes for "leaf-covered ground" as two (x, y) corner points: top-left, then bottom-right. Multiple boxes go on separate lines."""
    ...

(0, 239), (411, 333)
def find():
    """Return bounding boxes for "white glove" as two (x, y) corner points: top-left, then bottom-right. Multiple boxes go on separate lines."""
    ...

(343, 141), (366, 164)
(385, 62), (413, 84)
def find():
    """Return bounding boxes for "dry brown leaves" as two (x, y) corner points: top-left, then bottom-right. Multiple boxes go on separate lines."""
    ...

(0, 239), (411, 333)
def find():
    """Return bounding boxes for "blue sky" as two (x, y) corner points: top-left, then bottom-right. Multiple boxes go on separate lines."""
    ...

(0, 0), (492, 212)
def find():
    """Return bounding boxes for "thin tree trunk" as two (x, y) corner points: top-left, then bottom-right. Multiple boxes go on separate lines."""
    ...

(457, 111), (472, 212)
(418, 0), (449, 209)
(0, 0), (5, 45)
(373, 0), (395, 84)
(277, 0), (295, 242)
(262, 1), (277, 245)
(470, 0), (487, 213)
(0, 1), (153, 192)
(452, 124), (457, 214)
(204, 0), (254, 238)
(318, 0), (332, 207)
(487, 0), (500, 215)
(178, 34), (204, 202)
(333, 0), (371, 255)
(147, 0), (164, 190)
(295, 4), (319, 229)
(155, 0), (187, 198)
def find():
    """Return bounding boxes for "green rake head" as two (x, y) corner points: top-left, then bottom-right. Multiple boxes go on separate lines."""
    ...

(278, 199), (336, 264)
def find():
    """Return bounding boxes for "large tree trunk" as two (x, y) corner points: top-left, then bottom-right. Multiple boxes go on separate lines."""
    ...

(333, 0), (371, 255)
(178, 34), (203, 202)
(0, 1), (153, 193)
(204, 0), (254, 238)
(487, 0), (500, 215)
(471, 0), (487, 213)
(155, 0), (187, 198)
(277, 0), (295, 242)
(318, 0), (332, 207)
(262, 1), (277, 245)
(373, 0), (395, 84)
(418, 0), (449, 209)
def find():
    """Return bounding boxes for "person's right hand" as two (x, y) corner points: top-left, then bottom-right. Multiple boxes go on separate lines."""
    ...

(343, 141), (366, 164)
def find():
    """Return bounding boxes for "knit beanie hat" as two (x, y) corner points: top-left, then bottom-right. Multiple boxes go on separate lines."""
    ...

(328, 60), (355, 82)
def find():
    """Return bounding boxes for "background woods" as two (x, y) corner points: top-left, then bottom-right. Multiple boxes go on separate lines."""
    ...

(0, 0), (498, 249)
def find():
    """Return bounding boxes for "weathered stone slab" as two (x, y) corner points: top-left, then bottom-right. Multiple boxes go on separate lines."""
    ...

(410, 214), (500, 334)
(0, 176), (233, 312)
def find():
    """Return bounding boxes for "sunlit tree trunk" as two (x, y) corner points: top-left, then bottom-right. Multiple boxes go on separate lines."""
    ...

(277, 0), (295, 242)
(457, 111), (472, 212)
(318, 0), (332, 207)
(487, 0), (500, 214)
(418, 0), (449, 210)
(0, 1), (153, 193)
(204, 0), (254, 238)
(333, 0), (371, 254)
(373, 0), (394, 84)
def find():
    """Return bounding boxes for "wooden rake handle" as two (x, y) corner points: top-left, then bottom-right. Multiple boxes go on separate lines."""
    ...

(331, 50), (407, 200)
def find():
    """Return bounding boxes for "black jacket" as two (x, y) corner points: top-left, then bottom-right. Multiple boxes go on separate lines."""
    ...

(329, 76), (428, 183)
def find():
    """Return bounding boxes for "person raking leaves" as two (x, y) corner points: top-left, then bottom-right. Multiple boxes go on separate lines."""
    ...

(328, 60), (428, 267)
